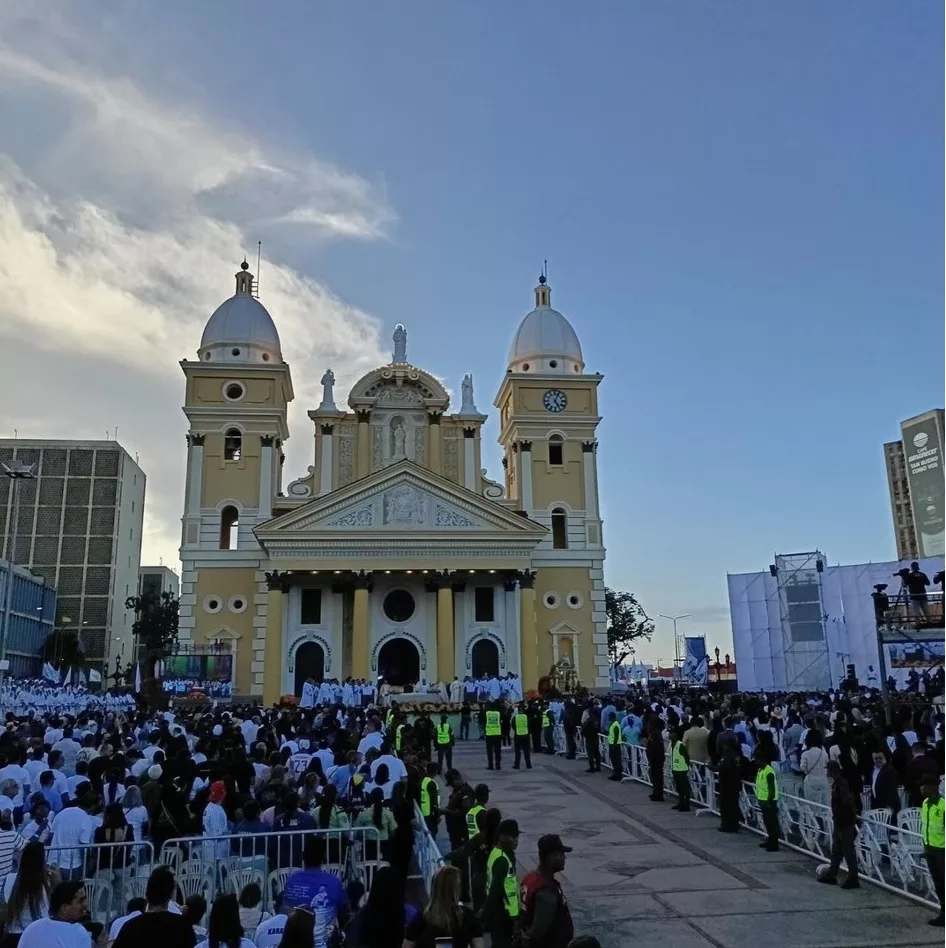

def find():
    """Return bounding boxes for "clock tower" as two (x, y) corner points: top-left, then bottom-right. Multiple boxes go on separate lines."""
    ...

(494, 276), (609, 688)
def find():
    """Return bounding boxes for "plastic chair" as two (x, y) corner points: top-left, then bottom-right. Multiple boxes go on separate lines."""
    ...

(226, 867), (266, 897)
(157, 846), (185, 876)
(180, 857), (215, 879)
(83, 878), (112, 924)
(124, 876), (149, 903)
(895, 807), (924, 855)
(267, 868), (291, 913)
(175, 873), (213, 904)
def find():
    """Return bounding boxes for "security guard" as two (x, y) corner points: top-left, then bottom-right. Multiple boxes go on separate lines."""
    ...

(513, 704), (532, 770)
(669, 726), (691, 809)
(395, 716), (408, 756)
(419, 762), (440, 836)
(920, 774), (945, 926)
(482, 818), (520, 948)
(465, 782), (490, 839)
(753, 747), (780, 852)
(484, 702), (503, 770)
(606, 712), (624, 781)
(542, 706), (556, 754)
(436, 713), (454, 774)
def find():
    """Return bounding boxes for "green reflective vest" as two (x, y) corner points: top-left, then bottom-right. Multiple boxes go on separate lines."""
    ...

(543, 710), (553, 728)
(466, 803), (484, 838)
(385, 710), (394, 729)
(921, 797), (945, 849)
(437, 723), (452, 745)
(671, 741), (688, 772)
(754, 764), (779, 802)
(514, 713), (529, 736)
(608, 721), (623, 746)
(420, 776), (436, 817)
(485, 710), (501, 736)
(395, 724), (405, 751)
(486, 846), (519, 918)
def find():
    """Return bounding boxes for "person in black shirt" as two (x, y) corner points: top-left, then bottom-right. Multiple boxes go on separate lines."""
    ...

(904, 562), (931, 618)
(113, 866), (196, 948)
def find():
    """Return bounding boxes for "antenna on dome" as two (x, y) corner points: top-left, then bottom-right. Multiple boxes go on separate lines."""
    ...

(254, 241), (262, 299)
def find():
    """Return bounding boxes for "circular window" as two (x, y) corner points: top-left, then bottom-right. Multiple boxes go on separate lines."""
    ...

(543, 592), (560, 610)
(228, 595), (247, 614)
(203, 596), (222, 614)
(262, 353), (270, 362)
(549, 359), (558, 368)
(231, 347), (241, 357)
(522, 363), (530, 371)
(383, 589), (415, 623)
(224, 382), (245, 401)
(573, 365), (580, 373)
(203, 352), (212, 361)
(566, 592), (583, 609)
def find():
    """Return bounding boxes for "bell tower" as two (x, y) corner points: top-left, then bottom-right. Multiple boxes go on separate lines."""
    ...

(178, 262), (294, 697)
(495, 275), (609, 688)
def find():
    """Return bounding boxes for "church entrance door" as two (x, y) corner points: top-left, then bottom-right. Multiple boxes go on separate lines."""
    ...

(378, 638), (420, 688)
(294, 642), (325, 695)
(471, 639), (499, 679)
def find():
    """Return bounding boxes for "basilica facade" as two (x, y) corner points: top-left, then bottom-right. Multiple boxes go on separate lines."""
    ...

(177, 263), (609, 702)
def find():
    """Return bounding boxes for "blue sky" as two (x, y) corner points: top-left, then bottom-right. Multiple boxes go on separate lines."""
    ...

(0, 3), (941, 663)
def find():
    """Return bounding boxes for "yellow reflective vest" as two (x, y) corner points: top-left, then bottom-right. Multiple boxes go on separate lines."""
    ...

(755, 764), (779, 802)
(921, 797), (945, 849)
(419, 776), (436, 817)
(608, 720), (623, 746)
(514, 713), (529, 736)
(486, 846), (519, 918)
(671, 741), (688, 772)
(437, 723), (452, 745)
(466, 803), (484, 838)
(485, 710), (501, 736)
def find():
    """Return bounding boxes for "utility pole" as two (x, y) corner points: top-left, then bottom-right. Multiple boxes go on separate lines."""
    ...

(0, 461), (36, 690)
(659, 614), (691, 675)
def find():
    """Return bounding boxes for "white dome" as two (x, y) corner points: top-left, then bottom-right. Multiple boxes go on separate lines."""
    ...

(507, 277), (584, 375)
(198, 264), (282, 365)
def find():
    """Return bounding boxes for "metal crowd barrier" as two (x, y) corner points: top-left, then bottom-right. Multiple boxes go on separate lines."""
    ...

(551, 726), (938, 909)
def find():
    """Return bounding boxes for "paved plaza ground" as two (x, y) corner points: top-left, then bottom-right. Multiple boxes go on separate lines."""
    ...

(443, 742), (941, 948)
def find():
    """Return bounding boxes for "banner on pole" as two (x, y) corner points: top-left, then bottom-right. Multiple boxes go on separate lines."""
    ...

(682, 636), (709, 686)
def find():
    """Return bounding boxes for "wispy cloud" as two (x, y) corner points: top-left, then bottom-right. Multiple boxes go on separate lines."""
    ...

(0, 13), (392, 568)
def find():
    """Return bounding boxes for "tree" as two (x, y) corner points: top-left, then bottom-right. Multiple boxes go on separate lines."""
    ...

(125, 589), (179, 678)
(605, 587), (654, 666)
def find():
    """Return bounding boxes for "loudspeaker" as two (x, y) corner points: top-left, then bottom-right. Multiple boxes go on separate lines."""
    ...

(769, 564), (778, 577)
(816, 560), (824, 573)
(846, 664), (856, 682)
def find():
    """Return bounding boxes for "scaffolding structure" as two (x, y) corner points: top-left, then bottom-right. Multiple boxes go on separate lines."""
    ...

(775, 551), (831, 691)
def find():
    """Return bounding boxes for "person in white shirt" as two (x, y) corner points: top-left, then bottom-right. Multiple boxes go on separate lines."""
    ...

(0, 755), (32, 799)
(23, 749), (48, 789)
(369, 751), (407, 784)
(49, 798), (95, 881)
(253, 913), (288, 948)
(202, 782), (230, 862)
(19, 879), (91, 948)
(357, 723), (383, 758)
(108, 899), (145, 945)
(52, 729), (82, 777)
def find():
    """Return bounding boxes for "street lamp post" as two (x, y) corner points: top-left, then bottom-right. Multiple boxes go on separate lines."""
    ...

(714, 645), (721, 681)
(659, 613), (691, 672)
(0, 461), (36, 689)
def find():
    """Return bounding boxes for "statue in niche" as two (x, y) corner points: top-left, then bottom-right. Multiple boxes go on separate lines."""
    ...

(393, 422), (407, 458)
(392, 324), (407, 363)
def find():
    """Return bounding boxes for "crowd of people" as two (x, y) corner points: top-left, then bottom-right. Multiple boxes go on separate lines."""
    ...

(0, 682), (135, 717)
(0, 685), (596, 948)
(297, 674), (526, 709)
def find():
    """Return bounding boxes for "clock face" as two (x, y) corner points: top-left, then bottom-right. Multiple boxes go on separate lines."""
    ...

(543, 389), (567, 413)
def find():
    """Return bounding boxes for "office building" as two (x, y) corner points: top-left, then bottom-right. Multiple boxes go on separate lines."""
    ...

(138, 565), (180, 601)
(0, 440), (146, 671)
(885, 409), (945, 559)
(0, 559), (57, 678)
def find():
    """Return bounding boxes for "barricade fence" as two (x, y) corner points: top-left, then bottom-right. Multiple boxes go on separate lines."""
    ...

(412, 803), (446, 896)
(552, 726), (937, 909)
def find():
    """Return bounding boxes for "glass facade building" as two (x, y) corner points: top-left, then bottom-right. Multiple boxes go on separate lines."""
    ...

(0, 560), (57, 678)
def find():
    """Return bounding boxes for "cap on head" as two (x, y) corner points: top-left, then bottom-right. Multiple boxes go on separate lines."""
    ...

(537, 833), (573, 859)
(498, 818), (520, 837)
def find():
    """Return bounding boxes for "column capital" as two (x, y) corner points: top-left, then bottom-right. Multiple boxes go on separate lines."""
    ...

(581, 440), (598, 453)
(264, 569), (291, 593)
(503, 576), (519, 593)
(463, 427), (477, 438)
(428, 411), (443, 425)
(260, 435), (276, 447)
(519, 440), (532, 452)
(425, 569), (454, 592)
(320, 424), (335, 435)
(517, 569), (537, 590)
(187, 433), (205, 447)
(356, 409), (371, 424)
(353, 569), (373, 591)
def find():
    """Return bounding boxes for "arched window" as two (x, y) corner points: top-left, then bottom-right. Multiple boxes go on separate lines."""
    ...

(551, 507), (568, 550)
(220, 506), (239, 550)
(548, 434), (563, 466)
(224, 428), (242, 461)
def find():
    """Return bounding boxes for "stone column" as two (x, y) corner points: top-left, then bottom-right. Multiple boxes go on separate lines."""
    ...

(435, 572), (455, 682)
(356, 410), (371, 479)
(518, 569), (538, 691)
(463, 428), (477, 490)
(352, 572), (372, 679)
(262, 571), (288, 706)
(185, 433), (204, 516)
(428, 412), (443, 474)
(319, 424), (334, 496)
(582, 440), (599, 517)
(518, 441), (533, 511)
(503, 577), (520, 674)
(259, 436), (275, 519)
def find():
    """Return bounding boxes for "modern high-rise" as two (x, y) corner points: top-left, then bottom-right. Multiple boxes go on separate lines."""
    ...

(884, 409), (945, 559)
(0, 440), (146, 671)
(138, 565), (180, 602)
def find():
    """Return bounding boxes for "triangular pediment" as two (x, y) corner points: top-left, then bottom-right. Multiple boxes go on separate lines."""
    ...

(257, 460), (545, 539)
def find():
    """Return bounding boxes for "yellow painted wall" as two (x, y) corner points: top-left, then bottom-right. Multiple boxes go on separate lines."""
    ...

(533, 565), (595, 682)
(530, 439), (586, 511)
(511, 380), (598, 417)
(201, 432), (261, 507)
(186, 373), (287, 410)
(190, 567), (258, 695)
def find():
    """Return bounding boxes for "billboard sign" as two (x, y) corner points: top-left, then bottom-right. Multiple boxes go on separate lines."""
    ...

(903, 414), (945, 557)
(162, 652), (233, 699)
(682, 636), (709, 686)
(884, 639), (945, 690)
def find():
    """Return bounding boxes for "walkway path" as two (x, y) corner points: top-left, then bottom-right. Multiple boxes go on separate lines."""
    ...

(444, 741), (941, 948)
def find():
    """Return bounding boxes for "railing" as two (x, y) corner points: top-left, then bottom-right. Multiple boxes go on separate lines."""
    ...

(553, 726), (938, 909)
(878, 590), (945, 632)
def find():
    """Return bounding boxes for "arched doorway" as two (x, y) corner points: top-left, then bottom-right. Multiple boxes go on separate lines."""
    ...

(294, 642), (325, 695)
(378, 638), (420, 687)
(471, 638), (499, 679)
